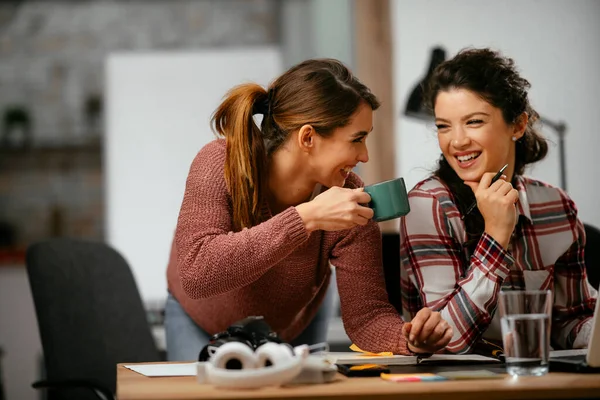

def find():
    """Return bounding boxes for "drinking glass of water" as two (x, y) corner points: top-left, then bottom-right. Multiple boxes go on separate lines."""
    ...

(499, 290), (552, 377)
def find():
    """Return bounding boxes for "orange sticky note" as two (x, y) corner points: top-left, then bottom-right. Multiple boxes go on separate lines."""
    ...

(347, 363), (382, 371)
(349, 343), (394, 357)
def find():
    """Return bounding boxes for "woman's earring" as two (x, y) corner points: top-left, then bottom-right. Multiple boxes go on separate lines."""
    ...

(512, 136), (517, 142)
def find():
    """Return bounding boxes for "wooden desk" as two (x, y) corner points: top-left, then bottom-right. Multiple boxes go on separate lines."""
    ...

(117, 363), (600, 400)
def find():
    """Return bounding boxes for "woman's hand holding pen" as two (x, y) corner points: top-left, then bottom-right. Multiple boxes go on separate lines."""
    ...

(403, 308), (453, 354)
(463, 171), (519, 248)
(295, 187), (374, 232)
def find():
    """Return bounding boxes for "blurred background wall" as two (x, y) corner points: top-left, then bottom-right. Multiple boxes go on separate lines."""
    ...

(0, 0), (278, 252)
(0, 1), (598, 400)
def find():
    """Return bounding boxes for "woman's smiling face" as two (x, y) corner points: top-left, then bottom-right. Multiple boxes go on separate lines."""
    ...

(308, 102), (372, 188)
(434, 88), (524, 183)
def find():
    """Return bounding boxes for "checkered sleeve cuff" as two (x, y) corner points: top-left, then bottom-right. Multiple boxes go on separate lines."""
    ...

(472, 232), (515, 279)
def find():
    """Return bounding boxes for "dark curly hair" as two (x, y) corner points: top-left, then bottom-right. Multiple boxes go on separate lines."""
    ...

(425, 48), (548, 254)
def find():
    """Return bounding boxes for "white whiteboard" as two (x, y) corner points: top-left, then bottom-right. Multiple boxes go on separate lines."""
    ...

(105, 47), (283, 301)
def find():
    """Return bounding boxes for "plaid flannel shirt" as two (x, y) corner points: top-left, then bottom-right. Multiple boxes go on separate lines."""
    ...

(400, 175), (597, 354)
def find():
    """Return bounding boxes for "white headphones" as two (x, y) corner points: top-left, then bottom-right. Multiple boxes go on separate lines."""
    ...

(197, 342), (310, 389)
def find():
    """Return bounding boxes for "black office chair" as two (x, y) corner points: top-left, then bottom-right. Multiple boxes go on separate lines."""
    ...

(381, 232), (402, 315)
(584, 223), (600, 290)
(26, 238), (161, 400)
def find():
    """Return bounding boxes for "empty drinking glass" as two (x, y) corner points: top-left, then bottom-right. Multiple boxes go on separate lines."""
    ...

(499, 290), (552, 376)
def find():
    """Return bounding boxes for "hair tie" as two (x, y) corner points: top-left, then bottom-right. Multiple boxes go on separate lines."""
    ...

(252, 89), (273, 116)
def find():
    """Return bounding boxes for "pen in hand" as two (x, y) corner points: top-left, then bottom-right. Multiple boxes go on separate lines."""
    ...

(462, 164), (509, 219)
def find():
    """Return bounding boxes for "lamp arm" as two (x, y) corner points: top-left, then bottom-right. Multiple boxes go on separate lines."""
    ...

(538, 116), (567, 137)
(538, 115), (567, 191)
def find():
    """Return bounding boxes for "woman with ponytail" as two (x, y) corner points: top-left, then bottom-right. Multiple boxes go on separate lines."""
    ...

(165, 59), (452, 361)
(400, 48), (597, 354)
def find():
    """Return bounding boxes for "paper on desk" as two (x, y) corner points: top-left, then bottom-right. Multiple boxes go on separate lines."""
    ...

(419, 354), (501, 364)
(549, 348), (588, 358)
(124, 363), (196, 377)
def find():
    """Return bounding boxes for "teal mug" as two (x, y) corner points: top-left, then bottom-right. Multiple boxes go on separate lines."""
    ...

(363, 177), (410, 222)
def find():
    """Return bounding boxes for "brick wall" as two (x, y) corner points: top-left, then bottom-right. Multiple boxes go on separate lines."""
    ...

(0, 0), (278, 248)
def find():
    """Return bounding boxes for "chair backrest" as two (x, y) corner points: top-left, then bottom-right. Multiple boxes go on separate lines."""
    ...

(381, 233), (402, 315)
(26, 238), (160, 399)
(584, 223), (600, 290)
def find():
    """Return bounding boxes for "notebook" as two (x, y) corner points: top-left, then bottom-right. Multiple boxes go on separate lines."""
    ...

(328, 352), (500, 366)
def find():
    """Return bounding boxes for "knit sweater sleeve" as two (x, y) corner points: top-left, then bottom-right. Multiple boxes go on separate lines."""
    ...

(175, 140), (309, 299)
(330, 174), (411, 355)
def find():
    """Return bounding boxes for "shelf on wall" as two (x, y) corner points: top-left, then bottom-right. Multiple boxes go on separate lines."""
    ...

(0, 143), (102, 170)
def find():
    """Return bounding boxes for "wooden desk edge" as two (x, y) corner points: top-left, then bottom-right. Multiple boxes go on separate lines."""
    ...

(117, 363), (600, 400)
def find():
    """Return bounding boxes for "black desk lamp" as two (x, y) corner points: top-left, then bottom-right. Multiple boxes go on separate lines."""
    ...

(403, 46), (568, 191)
(404, 47), (446, 121)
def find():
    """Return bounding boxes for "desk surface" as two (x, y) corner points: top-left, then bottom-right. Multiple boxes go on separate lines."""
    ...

(117, 363), (600, 400)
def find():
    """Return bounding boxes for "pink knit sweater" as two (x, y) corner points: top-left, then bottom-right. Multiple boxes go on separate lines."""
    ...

(166, 139), (410, 354)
